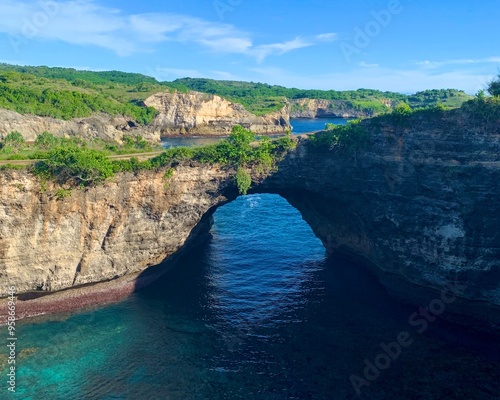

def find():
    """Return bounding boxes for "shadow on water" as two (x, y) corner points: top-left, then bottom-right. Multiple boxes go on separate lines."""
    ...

(13, 194), (500, 400)
(78, 194), (500, 400)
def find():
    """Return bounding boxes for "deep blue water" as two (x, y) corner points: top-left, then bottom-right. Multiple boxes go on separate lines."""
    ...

(161, 118), (348, 148)
(5, 194), (500, 400)
(290, 118), (348, 133)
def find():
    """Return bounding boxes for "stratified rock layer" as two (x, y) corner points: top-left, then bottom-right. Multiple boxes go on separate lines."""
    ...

(0, 109), (157, 143)
(290, 98), (393, 118)
(0, 107), (499, 327)
(144, 91), (290, 136)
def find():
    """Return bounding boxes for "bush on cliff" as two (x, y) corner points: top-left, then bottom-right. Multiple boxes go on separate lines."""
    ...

(27, 125), (296, 190)
(309, 119), (368, 153)
(487, 74), (500, 97)
(1, 131), (25, 153)
(33, 147), (115, 186)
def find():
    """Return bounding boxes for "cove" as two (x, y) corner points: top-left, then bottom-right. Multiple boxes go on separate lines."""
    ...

(2, 107), (500, 331)
(5, 195), (500, 399)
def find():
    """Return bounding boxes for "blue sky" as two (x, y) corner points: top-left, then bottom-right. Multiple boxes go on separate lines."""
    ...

(0, 0), (498, 93)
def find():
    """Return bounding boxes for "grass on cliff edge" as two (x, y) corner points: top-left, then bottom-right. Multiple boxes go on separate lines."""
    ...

(29, 126), (296, 190)
(0, 131), (161, 162)
(307, 96), (500, 153)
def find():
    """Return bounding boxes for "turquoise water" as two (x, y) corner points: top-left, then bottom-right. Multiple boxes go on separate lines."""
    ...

(4, 194), (500, 399)
(161, 118), (349, 148)
(290, 117), (348, 133)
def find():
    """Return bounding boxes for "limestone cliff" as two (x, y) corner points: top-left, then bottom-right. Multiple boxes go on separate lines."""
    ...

(258, 108), (500, 328)
(144, 91), (291, 136)
(290, 98), (392, 118)
(0, 109), (159, 143)
(1, 106), (499, 328)
(0, 165), (236, 296)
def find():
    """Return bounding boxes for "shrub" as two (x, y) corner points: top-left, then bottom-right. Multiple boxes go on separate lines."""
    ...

(487, 74), (500, 97)
(33, 147), (115, 186)
(2, 131), (25, 152)
(35, 131), (60, 149)
(309, 119), (368, 153)
(55, 188), (72, 200)
(235, 167), (251, 195)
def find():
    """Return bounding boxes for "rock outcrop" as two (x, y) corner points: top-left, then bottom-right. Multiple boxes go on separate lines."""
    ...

(0, 109), (158, 143)
(0, 165), (236, 295)
(1, 106), (499, 328)
(290, 98), (391, 118)
(144, 91), (290, 136)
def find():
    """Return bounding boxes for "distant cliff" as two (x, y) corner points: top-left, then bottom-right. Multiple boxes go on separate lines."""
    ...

(0, 91), (291, 142)
(290, 98), (393, 118)
(0, 109), (158, 143)
(144, 91), (291, 136)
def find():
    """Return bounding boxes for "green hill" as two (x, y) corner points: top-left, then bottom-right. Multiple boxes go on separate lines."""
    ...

(0, 63), (473, 122)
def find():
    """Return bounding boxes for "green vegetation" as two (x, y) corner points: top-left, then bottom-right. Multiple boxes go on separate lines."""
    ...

(461, 95), (500, 125)
(0, 71), (158, 124)
(33, 147), (115, 186)
(0, 131), (160, 162)
(406, 89), (471, 108)
(0, 64), (164, 124)
(22, 125), (295, 191)
(0, 64), (472, 123)
(235, 168), (252, 195)
(55, 188), (72, 200)
(173, 78), (472, 116)
(309, 119), (369, 153)
(488, 74), (500, 97)
(2, 131), (25, 152)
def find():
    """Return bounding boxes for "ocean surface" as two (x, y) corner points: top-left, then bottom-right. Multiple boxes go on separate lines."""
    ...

(4, 119), (500, 399)
(161, 118), (348, 148)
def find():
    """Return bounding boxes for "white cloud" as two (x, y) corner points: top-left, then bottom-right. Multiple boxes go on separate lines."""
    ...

(316, 33), (337, 42)
(146, 66), (241, 81)
(359, 61), (379, 68)
(416, 57), (500, 69)
(0, 0), (337, 61)
(146, 67), (204, 80)
(248, 65), (494, 94)
(252, 37), (313, 63)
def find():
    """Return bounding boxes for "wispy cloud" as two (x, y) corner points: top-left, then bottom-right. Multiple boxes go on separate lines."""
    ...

(252, 37), (314, 63)
(146, 65), (242, 81)
(316, 33), (337, 42)
(416, 57), (500, 69)
(0, 0), (336, 61)
(359, 61), (379, 68)
(248, 65), (494, 94)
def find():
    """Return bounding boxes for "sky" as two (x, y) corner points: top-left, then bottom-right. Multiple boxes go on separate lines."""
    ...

(0, 0), (498, 93)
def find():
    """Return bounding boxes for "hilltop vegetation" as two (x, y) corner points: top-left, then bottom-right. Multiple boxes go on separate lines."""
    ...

(173, 78), (472, 116)
(0, 64), (163, 124)
(0, 63), (473, 122)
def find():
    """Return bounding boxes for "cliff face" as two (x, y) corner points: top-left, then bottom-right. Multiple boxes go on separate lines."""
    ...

(0, 165), (238, 296)
(0, 109), (159, 143)
(258, 109), (500, 327)
(290, 98), (391, 118)
(144, 91), (291, 136)
(1, 107), (499, 327)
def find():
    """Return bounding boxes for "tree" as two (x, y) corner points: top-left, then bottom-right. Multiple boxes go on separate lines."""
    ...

(34, 147), (114, 186)
(2, 131), (25, 152)
(487, 74), (500, 97)
(35, 131), (60, 149)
